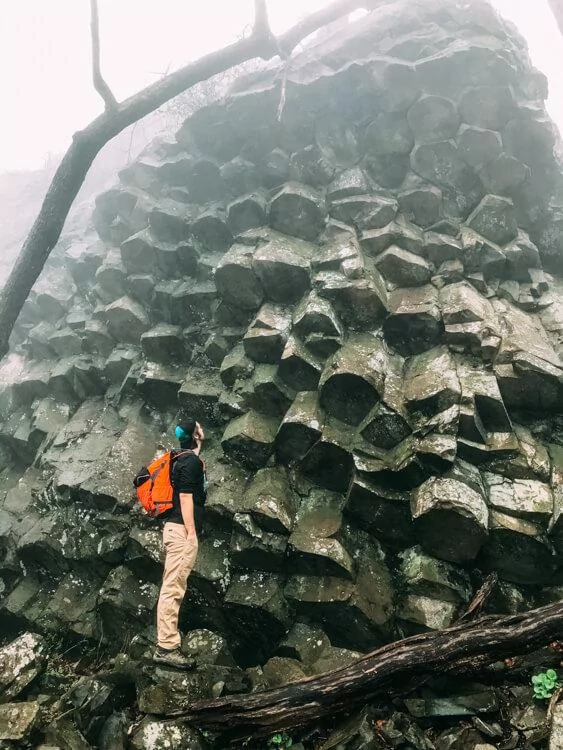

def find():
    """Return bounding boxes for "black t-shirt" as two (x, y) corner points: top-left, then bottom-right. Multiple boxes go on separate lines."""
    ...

(162, 450), (206, 534)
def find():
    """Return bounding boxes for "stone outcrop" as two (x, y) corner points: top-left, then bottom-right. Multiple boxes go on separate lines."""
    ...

(1, 0), (563, 746)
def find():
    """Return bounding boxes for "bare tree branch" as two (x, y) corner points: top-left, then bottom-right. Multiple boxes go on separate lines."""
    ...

(90, 0), (118, 111)
(0, 0), (376, 358)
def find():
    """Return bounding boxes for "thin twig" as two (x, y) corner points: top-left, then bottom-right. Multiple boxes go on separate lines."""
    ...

(90, 0), (118, 111)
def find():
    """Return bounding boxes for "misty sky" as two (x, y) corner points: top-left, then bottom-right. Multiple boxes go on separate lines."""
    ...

(1, 0), (562, 173)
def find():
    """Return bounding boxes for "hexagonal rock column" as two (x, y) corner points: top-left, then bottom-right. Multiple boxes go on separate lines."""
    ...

(300, 420), (355, 493)
(221, 410), (279, 470)
(314, 270), (388, 330)
(403, 346), (461, 421)
(178, 369), (222, 425)
(269, 182), (326, 241)
(243, 303), (292, 364)
(215, 244), (264, 311)
(275, 391), (323, 466)
(251, 233), (314, 304)
(374, 246), (433, 288)
(467, 194), (518, 246)
(479, 511), (555, 585)
(384, 285), (443, 356)
(227, 191), (269, 235)
(319, 334), (388, 426)
(292, 292), (343, 360)
(104, 296), (150, 343)
(345, 476), (414, 547)
(411, 465), (489, 563)
(287, 491), (353, 580)
(224, 573), (292, 665)
(140, 324), (186, 364)
(239, 467), (296, 535)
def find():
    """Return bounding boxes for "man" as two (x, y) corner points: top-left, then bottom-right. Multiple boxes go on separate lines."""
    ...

(153, 417), (206, 669)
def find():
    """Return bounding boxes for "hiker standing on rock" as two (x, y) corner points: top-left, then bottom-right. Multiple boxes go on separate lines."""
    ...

(153, 418), (207, 669)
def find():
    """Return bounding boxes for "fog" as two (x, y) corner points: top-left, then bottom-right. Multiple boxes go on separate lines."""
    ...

(0, 0), (562, 173)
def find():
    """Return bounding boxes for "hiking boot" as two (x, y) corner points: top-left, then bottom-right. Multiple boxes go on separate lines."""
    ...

(153, 646), (195, 670)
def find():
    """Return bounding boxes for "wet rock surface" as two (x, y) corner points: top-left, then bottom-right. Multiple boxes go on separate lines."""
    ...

(1, 0), (563, 747)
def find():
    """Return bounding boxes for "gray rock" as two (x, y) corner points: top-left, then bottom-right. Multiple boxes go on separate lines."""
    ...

(120, 229), (158, 275)
(252, 234), (313, 303)
(365, 112), (414, 155)
(221, 410), (279, 469)
(550, 704), (563, 750)
(269, 182), (326, 241)
(319, 334), (387, 426)
(484, 154), (530, 194)
(315, 270), (387, 330)
(278, 335), (323, 392)
(237, 364), (294, 418)
(330, 194), (398, 230)
(220, 344), (254, 387)
(275, 391), (323, 466)
(227, 191), (268, 235)
(399, 546), (471, 603)
(148, 200), (191, 243)
(345, 477), (413, 546)
(0, 701), (40, 741)
(178, 369), (222, 425)
(290, 144), (336, 186)
(191, 206), (232, 252)
(243, 303), (292, 364)
(374, 245), (432, 287)
(457, 125), (502, 168)
(398, 185), (442, 227)
(231, 513), (287, 572)
(141, 324), (186, 364)
(467, 194), (518, 246)
(361, 218), (424, 257)
(262, 656), (308, 687)
(130, 719), (206, 750)
(459, 85), (515, 130)
(104, 297), (150, 343)
(277, 622), (329, 665)
(398, 594), (458, 631)
(300, 420), (355, 492)
(407, 95), (460, 143)
(327, 168), (371, 201)
(384, 285), (442, 356)
(412, 469), (488, 563)
(0, 633), (45, 701)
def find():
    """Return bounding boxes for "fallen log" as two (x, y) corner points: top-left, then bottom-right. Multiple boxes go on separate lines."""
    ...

(173, 601), (563, 737)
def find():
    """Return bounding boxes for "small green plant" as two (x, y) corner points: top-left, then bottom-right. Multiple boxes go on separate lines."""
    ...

(531, 669), (561, 700)
(268, 732), (293, 749)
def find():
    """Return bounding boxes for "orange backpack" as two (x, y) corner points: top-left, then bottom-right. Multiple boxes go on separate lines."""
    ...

(133, 450), (190, 518)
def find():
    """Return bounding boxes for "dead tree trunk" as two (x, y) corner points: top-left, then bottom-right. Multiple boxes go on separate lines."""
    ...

(173, 602), (563, 738)
(0, 0), (378, 359)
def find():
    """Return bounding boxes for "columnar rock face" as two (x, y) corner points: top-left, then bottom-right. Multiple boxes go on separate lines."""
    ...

(1, 0), (563, 726)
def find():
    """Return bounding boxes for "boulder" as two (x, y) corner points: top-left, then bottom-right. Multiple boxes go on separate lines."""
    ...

(227, 192), (269, 235)
(398, 594), (458, 631)
(277, 622), (330, 665)
(130, 718), (206, 750)
(269, 182), (326, 241)
(412, 465), (488, 563)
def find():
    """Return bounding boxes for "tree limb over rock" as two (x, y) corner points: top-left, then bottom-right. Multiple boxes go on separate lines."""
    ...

(172, 602), (563, 738)
(0, 0), (379, 359)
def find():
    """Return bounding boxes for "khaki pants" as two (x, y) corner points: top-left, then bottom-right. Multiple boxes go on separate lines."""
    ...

(156, 522), (198, 650)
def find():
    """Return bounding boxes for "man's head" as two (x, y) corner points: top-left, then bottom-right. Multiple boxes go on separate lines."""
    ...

(175, 418), (203, 448)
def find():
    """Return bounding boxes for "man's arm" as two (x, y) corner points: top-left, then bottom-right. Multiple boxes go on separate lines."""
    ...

(180, 492), (197, 538)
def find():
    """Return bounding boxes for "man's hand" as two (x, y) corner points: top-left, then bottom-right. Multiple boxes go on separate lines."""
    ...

(194, 422), (205, 441)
